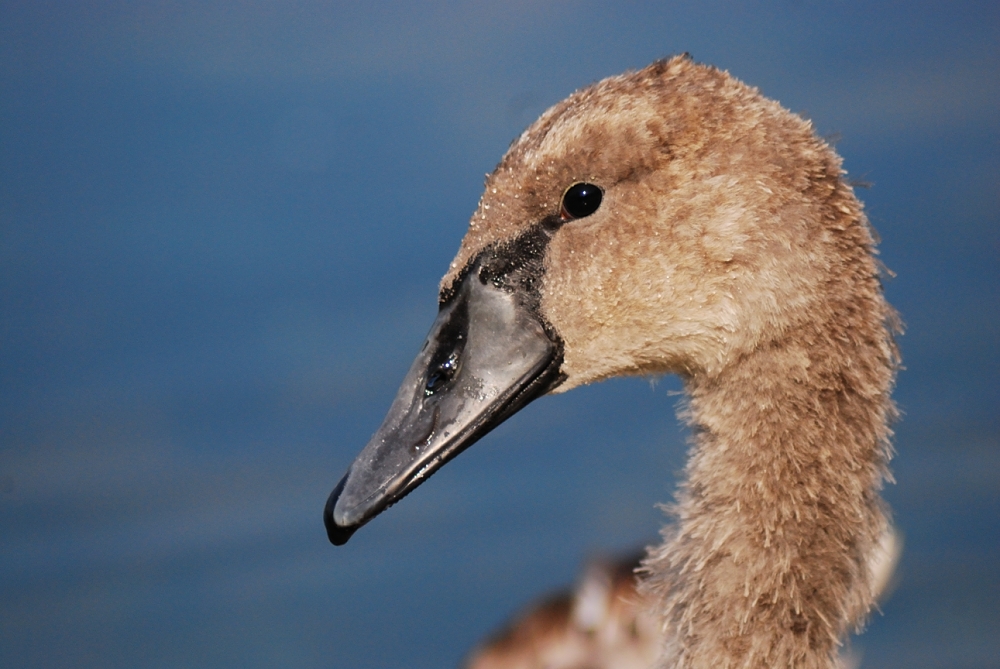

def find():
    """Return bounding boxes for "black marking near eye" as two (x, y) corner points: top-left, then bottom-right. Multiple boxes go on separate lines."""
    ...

(436, 218), (570, 370)
(561, 182), (603, 220)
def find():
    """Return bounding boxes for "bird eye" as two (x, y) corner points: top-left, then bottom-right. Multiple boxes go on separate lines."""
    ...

(560, 182), (603, 220)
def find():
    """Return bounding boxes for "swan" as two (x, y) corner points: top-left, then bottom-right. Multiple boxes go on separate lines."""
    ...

(324, 55), (899, 669)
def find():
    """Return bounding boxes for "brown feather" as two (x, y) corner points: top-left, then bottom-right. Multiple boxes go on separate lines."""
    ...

(447, 56), (898, 668)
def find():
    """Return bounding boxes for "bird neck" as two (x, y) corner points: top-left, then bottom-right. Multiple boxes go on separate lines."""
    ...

(644, 310), (896, 669)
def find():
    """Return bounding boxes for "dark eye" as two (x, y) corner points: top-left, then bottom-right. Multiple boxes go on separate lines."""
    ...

(561, 182), (603, 220)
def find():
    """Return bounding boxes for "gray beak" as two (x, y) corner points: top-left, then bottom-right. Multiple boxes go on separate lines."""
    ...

(324, 255), (564, 545)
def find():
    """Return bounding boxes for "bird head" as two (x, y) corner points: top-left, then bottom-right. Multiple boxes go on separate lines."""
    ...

(325, 55), (863, 544)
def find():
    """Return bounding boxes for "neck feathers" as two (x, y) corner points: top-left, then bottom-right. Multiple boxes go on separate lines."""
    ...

(643, 192), (898, 669)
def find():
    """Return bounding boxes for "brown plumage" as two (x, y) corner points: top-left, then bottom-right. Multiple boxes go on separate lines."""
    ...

(440, 56), (898, 669)
(463, 532), (900, 669)
(327, 55), (899, 669)
(465, 554), (659, 669)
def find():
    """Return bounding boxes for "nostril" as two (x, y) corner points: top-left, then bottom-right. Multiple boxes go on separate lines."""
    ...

(424, 369), (449, 394)
(425, 353), (460, 395)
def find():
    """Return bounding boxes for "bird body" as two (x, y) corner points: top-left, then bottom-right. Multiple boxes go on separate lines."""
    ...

(465, 554), (659, 669)
(326, 56), (898, 669)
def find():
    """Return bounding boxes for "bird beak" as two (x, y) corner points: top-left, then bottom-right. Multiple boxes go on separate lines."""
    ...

(324, 257), (564, 545)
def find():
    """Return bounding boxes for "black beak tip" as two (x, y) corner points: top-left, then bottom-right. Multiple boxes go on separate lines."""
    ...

(323, 474), (357, 546)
